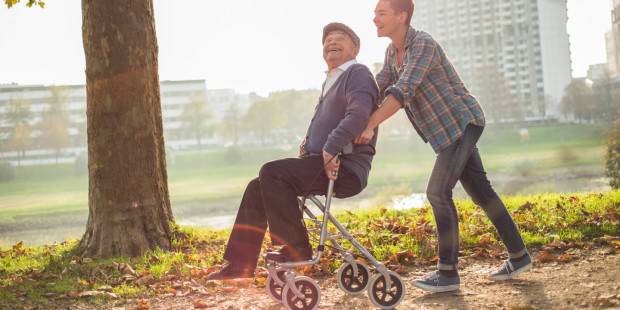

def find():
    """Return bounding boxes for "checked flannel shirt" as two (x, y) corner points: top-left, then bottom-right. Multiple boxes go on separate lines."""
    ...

(376, 26), (485, 153)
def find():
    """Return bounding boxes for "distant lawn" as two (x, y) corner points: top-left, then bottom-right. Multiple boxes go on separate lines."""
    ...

(0, 122), (613, 246)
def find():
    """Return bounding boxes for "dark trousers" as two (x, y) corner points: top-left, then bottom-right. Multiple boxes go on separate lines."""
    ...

(223, 155), (362, 267)
(426, 124), (527, 270)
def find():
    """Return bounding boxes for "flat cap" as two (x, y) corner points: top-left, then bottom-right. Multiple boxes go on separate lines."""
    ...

(322, 22), (360, 48)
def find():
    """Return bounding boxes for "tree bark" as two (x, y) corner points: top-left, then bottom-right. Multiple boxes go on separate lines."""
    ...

(79, 0), (174, 258)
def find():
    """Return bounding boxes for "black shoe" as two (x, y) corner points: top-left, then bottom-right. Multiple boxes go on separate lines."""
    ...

(207, 262), (254, 280)
(264, 242), (313, 263)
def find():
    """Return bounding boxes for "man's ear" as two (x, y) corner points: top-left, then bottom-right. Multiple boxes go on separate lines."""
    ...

(354, 47), (360, 57)
(399, 11), (408, 24)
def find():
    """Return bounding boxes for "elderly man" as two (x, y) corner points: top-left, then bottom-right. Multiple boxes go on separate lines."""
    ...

(208, 22), (379, 280)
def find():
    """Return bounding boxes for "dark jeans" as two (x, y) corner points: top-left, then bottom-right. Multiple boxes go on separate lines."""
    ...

(426, 124), (527, 270)
(223, 155), (362, 267)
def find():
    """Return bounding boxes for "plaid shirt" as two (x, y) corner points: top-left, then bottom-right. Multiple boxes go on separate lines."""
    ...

(376, 27), (485, 153)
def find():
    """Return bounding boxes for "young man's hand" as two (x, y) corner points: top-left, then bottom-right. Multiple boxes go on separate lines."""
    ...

(323, 151), (340, 180)
(354, 127), (375, 144)
(299, 138), (309, 156)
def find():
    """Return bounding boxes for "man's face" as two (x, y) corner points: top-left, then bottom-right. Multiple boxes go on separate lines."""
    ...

(323, 30), (359, 70)
(373, 0), (403, 38)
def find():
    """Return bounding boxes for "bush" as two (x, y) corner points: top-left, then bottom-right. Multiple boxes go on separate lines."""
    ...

(0, 161), (17, 183)
(74, 153), (88, 176)
(604, 120), (620, 189)
(556, 146), (579, 163)
(514, 159), (535, 177)
(224, 146), (242, 165)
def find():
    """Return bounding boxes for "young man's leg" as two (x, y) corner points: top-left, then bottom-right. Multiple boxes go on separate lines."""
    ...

(413, 125), (481, 292)
(459, 150), (531, 280)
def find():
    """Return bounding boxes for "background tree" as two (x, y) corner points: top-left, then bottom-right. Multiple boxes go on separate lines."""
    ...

(263, 89), (318, 142)
(180, 93), (213, 148)
(590, 70), (618, 121)
(219, 102), (241, 145)
(243, 98), (287, 146)
(561, 79), (594, 122)
(1, 96), (32, 166)
(80, 0), (173, 258)
(37, 86), (72, 164)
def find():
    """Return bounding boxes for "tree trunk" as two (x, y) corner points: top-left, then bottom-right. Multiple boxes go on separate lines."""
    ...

(79, 0), (174, 258)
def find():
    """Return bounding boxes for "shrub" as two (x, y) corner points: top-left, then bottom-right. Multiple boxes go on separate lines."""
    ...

(556, 146), (579, 163)
(604, 120), (620, 189)
(224, 145), (242, 165)
(0, 161), (17, 183)
(514, 159), (534, 177)
(73, 153), (88, 176)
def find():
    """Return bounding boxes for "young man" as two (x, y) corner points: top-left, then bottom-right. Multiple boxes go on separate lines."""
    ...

(354, 0), (532, 292)
(207, 23), (379, 280)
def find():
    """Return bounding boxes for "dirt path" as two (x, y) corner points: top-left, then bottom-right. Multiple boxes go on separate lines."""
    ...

(62, 246), (619, 310)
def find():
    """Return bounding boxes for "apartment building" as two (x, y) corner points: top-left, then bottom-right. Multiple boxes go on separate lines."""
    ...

(606, 0), (620, 78)
(0, 80), (257, 163)
(412, 0), (572, 119)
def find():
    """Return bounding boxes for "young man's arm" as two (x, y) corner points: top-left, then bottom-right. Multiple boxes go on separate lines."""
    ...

(353, 94), (401, 144)
(355, 33), (440, 144)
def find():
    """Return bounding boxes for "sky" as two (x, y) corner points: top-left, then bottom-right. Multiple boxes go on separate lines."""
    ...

(0, 0), (614, 96)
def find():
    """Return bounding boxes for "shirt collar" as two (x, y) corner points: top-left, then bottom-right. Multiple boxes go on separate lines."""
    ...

(325, 59), (357, 76)
(388, 26), (417, 56)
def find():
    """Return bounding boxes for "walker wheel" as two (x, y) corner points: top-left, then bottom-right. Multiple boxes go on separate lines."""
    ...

(336, 261), (371, 295)
(282, 276), (321, 310)
(367, 271), (405, 309)
(266, 268), (295, 303)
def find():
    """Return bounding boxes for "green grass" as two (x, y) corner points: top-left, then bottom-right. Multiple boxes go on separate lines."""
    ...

(0, 123), (613, 247)
(0, 190), (618, 309)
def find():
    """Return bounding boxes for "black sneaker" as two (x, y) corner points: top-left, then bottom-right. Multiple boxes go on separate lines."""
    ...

(411, 270), (460, 293)
(207, 262), (255, 280)
(488, 254), (532, 280)
(264, 242), (313, 263)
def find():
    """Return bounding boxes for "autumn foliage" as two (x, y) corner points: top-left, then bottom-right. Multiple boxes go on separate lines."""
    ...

(0, 191), (618, 309)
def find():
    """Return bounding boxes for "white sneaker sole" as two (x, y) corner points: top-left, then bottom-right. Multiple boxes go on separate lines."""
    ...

(412, 280), (460, 293)
(488, 262), (533, 281)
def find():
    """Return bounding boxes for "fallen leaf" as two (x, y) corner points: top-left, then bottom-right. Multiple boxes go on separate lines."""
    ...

(78, 291), (103, 297)
(221, 286), (238, 292)
(122, 264), (136, 276)
(105, 292), (118, 299)
(134, 299), (150, 310)
(538, 252), (558, 263)
(135, 275), (154, 287)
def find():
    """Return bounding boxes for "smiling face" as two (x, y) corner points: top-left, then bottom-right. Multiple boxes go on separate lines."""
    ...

(322, 30), (359, 71)
(373, 0), (407, 39)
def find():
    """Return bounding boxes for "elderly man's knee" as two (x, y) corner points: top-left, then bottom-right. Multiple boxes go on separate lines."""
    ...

(259, 161), (279, 180)
(246, 178), (261, 192)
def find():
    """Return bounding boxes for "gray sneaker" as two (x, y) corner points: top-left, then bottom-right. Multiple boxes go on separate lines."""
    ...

(412, 270), (460, 292)
(488, 254), (532, 280)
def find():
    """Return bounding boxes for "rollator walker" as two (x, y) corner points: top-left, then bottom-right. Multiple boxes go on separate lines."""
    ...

(264, 153), (405, 310)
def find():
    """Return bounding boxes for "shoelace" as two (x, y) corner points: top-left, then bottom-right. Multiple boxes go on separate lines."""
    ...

(423, 271), (439, 282)
(502, 260), (515, 272)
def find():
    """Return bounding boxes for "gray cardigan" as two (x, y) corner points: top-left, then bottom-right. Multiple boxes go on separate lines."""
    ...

(303, 63), (379, 189)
